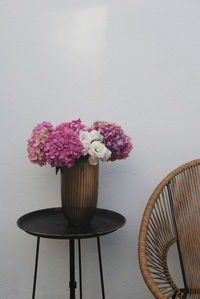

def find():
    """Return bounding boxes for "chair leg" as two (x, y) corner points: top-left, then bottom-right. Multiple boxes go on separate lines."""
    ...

(97, 237), (105, 299)
(32, 237), (40, 299)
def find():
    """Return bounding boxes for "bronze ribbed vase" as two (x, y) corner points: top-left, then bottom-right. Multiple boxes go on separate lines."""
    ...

(61, 161), (99, 225)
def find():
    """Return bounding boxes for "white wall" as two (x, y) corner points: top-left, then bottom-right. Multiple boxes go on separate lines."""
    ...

(1, 0), (200, 298)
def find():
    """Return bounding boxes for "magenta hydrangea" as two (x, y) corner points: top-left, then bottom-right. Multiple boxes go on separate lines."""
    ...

(27, 121), (54, 166)
(44, 122), (83, 167)
(93, 121), (133, 161)
(65, 118), (87, 132)
(27, 119), (133, 168)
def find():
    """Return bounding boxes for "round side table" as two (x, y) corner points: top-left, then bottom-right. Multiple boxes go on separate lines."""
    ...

(17, 208), (126, 299)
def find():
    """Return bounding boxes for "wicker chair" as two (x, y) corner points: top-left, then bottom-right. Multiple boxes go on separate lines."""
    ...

(139, 159), (200, 299)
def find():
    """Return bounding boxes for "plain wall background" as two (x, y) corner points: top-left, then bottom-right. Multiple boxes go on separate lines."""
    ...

(1, 0), (200, 298)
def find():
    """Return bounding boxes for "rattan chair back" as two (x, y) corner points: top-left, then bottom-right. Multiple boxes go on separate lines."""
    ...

(139, 159), (200, 299)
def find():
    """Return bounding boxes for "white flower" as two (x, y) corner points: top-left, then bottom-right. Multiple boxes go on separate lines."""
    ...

(101, 148), (112, 162)
(79, 130), (103, 156)
(88, 141), (111, 165)
(89, 155), (99, 165)
(89, 130), (103, 142)
(88, 141), (107, 159)
(79, 131), (91, 156)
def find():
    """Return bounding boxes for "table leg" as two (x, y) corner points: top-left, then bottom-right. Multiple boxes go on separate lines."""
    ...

(97, 237), (105, 299)
(69, 239), (77, 299)
(32, 237), (40, 299)
(78, 239), (82, 299)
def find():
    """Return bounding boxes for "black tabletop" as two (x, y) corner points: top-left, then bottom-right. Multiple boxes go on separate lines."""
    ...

(17, 208), (126, 239)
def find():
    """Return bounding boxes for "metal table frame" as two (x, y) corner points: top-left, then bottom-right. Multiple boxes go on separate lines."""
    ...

(17, 208), (126, 299)
(32, 236), (105, 299)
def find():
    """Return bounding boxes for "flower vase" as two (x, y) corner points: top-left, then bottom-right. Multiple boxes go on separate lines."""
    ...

(61, 161), (99, 225)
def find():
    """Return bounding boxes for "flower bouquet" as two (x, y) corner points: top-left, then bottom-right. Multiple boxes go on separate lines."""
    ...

(27, 119), (133, 225)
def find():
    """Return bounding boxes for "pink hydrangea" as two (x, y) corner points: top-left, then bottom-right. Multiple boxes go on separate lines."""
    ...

(27, 122), (54, 166)
(27, 119), (133, 168)
(93, 121), (133, 161)
(65, 118), (87, 132)
(44, 122), (83, 167)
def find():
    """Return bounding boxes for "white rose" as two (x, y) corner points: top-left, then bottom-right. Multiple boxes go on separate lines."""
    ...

(89, 130), (103, 142)
(79, 131), (92, 156)
(79, 130), (103, 156)
(88, 141), (111, 165)
(88, 155), (99, 165)
(101, 148), (111, 162)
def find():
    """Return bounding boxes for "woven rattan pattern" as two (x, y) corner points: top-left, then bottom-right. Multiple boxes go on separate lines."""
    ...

(139, 159), (200, 299)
